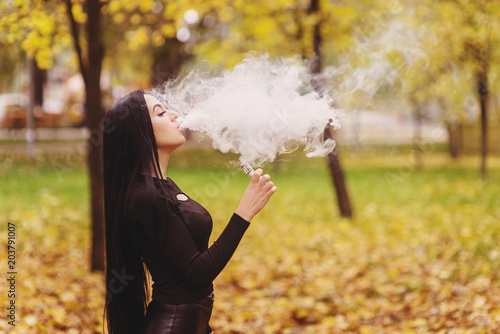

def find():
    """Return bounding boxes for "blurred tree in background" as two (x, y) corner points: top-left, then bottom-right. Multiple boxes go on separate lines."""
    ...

(432, 0), (500, 180)
(1, 0), (105, 270)
(401, 0), (500, 178)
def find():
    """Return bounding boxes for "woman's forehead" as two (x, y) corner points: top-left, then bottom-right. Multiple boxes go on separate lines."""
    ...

(144, 94), (162, 113)
(144, 94), (160, 105)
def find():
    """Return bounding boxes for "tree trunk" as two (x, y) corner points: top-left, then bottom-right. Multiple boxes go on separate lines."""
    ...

(467, 39), (490, 180)
(470, 42), (490, 180)
(477, 67), (488, 180)
(412, 98), (423, 169)
(33, 59), (46, 107)
(86, 0), (105, 271)
(324, 126), (353, 217)
(309, 0), (353, 218)
(440, 98), (460, 160)
(65, 0), (105, 271)
(26, 57), (47, 153)
(26, 57), (36, 157)
(445, 121), (460, 160)
(151, 38), (183, 87)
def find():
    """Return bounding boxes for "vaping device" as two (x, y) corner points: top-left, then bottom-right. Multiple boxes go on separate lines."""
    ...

(239, 158), (255, 177)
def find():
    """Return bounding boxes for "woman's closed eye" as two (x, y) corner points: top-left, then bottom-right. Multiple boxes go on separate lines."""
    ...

(156, 105), (177, 121)
(153, 104), (168, 117)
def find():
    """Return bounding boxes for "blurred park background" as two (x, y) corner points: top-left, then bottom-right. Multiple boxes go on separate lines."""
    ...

(1, 0), (499, 333)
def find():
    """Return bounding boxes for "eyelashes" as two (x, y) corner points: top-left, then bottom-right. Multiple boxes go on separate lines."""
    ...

(159, 111), (176, 122)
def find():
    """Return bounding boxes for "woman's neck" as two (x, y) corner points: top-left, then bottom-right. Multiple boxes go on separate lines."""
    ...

(153, 150), (170, 180)
(138, 149), (172, 180)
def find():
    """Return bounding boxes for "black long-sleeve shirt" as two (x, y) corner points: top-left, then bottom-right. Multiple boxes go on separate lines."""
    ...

(126, 174), (250, 304)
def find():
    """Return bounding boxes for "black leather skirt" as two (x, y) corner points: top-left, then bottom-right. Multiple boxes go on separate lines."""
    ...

(141, 294), (214, 334)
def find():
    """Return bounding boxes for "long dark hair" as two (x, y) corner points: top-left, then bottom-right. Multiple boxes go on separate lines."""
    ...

(103, 89), (167, 333)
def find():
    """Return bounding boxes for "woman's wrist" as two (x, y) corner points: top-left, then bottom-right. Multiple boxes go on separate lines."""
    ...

(234, 208), (252, 222)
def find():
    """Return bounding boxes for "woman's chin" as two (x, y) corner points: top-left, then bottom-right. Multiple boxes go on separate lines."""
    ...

(174, 137), (186, 150)
(160, 137), (186, 153)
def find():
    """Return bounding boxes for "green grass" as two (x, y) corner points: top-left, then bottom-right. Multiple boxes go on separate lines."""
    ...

(1, 145), (500, 333)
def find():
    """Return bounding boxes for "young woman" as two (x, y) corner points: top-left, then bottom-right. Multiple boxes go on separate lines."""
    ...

(103, 89), (277, 334)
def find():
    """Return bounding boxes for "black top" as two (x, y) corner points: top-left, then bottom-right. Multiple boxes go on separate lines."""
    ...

(126, 174), (250, 304)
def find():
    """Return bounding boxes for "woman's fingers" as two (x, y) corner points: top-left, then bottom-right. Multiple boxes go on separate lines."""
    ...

(264, 181), (274, 191)
(260, 174), (271, 183)
(251, 169), (274, 194)
(267, 185), (277, 196)
(252, 168), (263, 182)
(256, 173), (275, 194)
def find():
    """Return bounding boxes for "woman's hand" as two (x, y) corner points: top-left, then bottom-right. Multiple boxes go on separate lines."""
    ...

(235, 169), (277, 222)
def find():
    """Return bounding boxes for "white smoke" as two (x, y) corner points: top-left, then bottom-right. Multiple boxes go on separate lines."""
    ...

(151, 21), (427, 167)
(322, 20), (428, 108)
(152, 54), (342, 166)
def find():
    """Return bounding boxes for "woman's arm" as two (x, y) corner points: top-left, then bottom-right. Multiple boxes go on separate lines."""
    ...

(129, 189), (250, 287)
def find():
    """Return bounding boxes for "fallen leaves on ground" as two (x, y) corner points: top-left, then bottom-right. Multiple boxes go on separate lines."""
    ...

(1, 152), (499, 333)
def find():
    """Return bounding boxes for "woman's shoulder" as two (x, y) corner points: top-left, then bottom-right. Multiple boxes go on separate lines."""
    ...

(128, 180), (156, 210)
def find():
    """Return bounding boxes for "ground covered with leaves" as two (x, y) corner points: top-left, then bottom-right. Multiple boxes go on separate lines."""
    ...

(1, 145), (499, 333)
